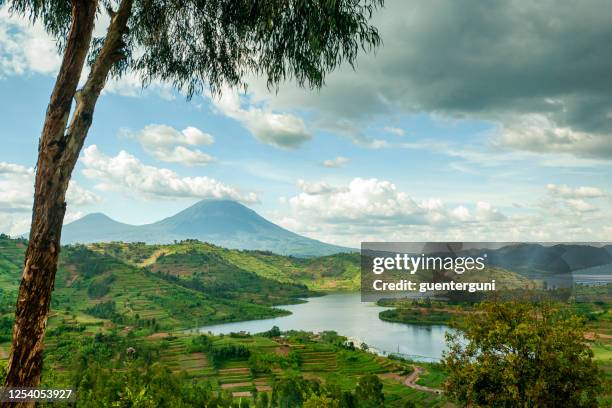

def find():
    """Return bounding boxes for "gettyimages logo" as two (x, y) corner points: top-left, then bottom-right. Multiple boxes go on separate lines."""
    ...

(371, 252), (487, 275)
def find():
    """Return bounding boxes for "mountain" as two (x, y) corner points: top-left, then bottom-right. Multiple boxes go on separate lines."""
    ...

(61, 200), (351, 257)
(457, 243), (612, 276)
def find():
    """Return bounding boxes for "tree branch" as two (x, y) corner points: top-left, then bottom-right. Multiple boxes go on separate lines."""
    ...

(61, 0), (133, 170)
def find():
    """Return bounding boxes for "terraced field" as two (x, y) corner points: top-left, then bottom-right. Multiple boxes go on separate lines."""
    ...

(298, 349), (338, 372)
(155, 335), (216, 378)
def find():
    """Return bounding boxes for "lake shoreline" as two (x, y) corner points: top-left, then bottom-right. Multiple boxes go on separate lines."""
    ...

(195, 292), (450, 362)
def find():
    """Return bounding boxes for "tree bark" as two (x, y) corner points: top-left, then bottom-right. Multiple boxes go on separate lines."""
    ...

(3, 0), (132, 404)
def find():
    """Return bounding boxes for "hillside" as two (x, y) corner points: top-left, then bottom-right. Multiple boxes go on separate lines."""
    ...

(61, 199), (352, 257)
(0, 235), (315, 337)
(89, 240), (362, 292)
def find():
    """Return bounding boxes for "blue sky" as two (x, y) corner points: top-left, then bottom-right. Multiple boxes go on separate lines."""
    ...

(1, 1), (611, 246)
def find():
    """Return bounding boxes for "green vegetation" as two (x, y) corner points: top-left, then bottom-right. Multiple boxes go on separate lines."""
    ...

(90, 241), (362, 291)
(379, 308), (453, 325)
(377, 298), (468, 326)
(444, 301), (604, 407)
(0, 236), (320, 333)
(381, 286), (612, 405)
(0, 319), (447, 407)
(0, 235), (449, 406)
(1, 235), (610, 406)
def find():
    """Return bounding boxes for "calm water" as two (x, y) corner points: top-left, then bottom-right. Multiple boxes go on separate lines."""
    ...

(197, 293), (448, 361)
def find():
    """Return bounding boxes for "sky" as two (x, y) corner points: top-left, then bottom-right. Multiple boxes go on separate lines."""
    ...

(0, 0), (611, 247)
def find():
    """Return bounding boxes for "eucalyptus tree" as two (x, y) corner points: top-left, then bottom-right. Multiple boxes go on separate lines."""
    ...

(1, 0), (383, 394)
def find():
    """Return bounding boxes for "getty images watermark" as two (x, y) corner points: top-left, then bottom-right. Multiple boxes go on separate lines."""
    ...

(360, 242), (612, 302)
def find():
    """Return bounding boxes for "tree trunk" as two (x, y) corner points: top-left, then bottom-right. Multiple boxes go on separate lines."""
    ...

(2, 0), (132, 404)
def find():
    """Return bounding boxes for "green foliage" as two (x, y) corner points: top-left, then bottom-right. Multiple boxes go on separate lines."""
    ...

(0, 315), (14, 343)
(185, 334), (212, 353)
(272, 376), (320, 408)
(0, 360), (6, 385)
(261, 325), (281, 338)
(85, 301), (118, 319)
(209, 344), (250, 368)
(303, 393), (341, 408)
(444, 301), (604, 407)
(248, 351), (276, 374)
(354, 374), (384, 408)
(379, 308), (453, 325)
(87, 274), (115, 298)
(10, 0), (383, 97)
(255, 392), (270, 408)
(75, 363), (216, 407)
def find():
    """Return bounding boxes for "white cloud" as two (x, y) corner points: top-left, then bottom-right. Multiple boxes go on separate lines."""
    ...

(384, 126), (406, 136)
(546, 183), (605, 199)
(0, 161), (32, 175)
(81, 145), (257, 203)
(211, 91), (311, 149)
(285, 177), (506, 227)
(66, 182), (102, 206)
(500, 115), (612, 159)
(0, 160), (100, 235)
(450, 205), (470, 221)
(0, 7), (61, 77)
(270, 177), (612, 247)
(124, 124), (214, 166)
(0, 161), (100, 212)
(296, 179), (345, 195)
(322, 156), (349, 168)
(544, 183), (605, 213)
(564, 199), (597, 213)
(474, 201), (507, 221)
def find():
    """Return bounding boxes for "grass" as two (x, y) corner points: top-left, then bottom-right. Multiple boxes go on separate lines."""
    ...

(416, 362), (446, 389)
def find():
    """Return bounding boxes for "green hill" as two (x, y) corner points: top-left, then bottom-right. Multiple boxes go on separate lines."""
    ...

(0, 236), (316, 336)
(89, 240), (362, 291)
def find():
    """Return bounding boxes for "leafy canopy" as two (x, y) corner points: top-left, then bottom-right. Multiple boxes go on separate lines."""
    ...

(8, 0), (383, 96)
(443, 301), (603, 408)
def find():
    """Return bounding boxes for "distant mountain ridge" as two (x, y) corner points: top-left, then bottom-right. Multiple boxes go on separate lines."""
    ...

(61, 200), (351, 257)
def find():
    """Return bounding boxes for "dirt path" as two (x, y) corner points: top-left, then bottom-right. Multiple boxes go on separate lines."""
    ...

(139, 248), (171, 267)
(585, 331), (612, 340)
(403, 365), (444, 395)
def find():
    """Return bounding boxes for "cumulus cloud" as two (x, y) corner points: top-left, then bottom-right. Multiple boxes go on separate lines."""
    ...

(296, 180), (345, 195)
(564, 199), (597, 213)
(322, 156), (349, 168)
(66, 182), (102, 206)
(544, 183), (605, 213)
(286, 178), (508, 229)
(0, 160), (100, 235)
(211, 91), (311, 149)
(546, 184), (605, 199)
(246, 0), (612, 158)
(0, 163), (33, 212)
(124, 124), (214, 166)
(269, 177), (612, 247)
(0, 161), (32, 175)
(499, 115), (612, 159)
(81, 145), (257, 203)
(0, 7), (60, 76)
(0, 161), (101, 212)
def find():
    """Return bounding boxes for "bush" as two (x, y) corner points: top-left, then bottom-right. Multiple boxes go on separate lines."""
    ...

(186, 335), (212, 353)
(85, 301), (118, 319)
(87, 275), (115, 298)
(209, 344), (250, 368)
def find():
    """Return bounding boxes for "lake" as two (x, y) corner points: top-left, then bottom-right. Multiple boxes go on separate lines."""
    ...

(196, 292), (449, 362)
